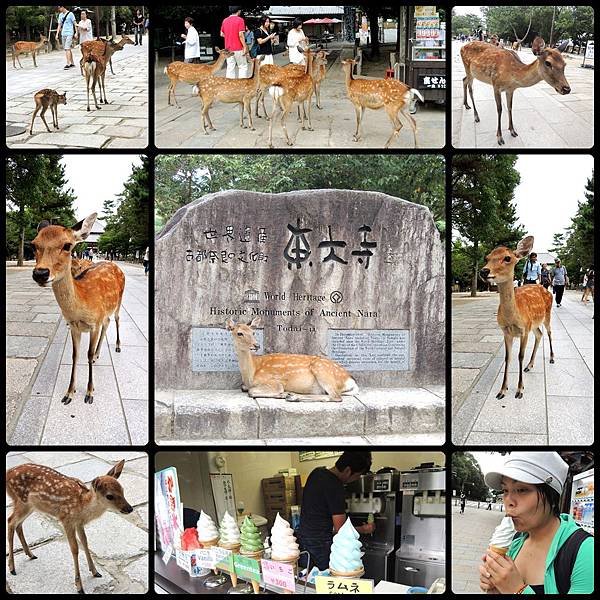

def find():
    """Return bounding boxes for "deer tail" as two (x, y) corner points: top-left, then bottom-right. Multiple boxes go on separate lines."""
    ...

(410, 88), (425, 104)
(192, 84), (200, 95)
(269, 85), (284, 99)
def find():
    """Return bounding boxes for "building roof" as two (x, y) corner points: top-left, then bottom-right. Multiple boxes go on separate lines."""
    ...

(268, 6), (345, 16)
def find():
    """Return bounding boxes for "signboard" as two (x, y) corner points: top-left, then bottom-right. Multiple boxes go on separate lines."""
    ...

(195, 548), (217, 570)
(328, 329), (410, 371)
(191, 327), (263, 372)
(214, 547), (234, 573)
(315, 576), (374, 594)
(415, 15), (440, 39)
(415, 6), (436, 17)
(585, 40), (594, 59)
(234, 554), (262, 583)
(261, 559), (296, 593)
(418, 74), (446, 89)
(299, 451), (343, 462)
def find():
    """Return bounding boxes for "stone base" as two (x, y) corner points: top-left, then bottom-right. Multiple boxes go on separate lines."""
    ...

(156, 387), (445, 442)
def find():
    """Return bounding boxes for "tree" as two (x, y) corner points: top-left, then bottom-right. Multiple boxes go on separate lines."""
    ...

(451, 452), (490, 501)
(452, 12), (482, 37)
(452, 155), (522, 296)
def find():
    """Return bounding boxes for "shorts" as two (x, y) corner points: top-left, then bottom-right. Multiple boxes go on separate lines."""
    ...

(62, 34), (73, 50)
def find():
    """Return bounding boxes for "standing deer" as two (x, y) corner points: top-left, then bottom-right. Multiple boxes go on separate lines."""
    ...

(79, 35), (134, 76)
(479, 236), (555, 400)
(83, 50), (109, 111)
(31, 213), (125, 404)
(11, 34), (48, 68)
(6, 459), (133, 594)
(164, 47), (232, 107)
(341, 58), (424, 149)
(226, 317), (359, 402)
(460, 36), (571, 145)
(29, 89), (67, 134)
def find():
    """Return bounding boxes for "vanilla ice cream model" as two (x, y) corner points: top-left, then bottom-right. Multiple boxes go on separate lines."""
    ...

(395, 465), (446, 589)
(345, 469), (401, 584)
(489, 516), (516, 555)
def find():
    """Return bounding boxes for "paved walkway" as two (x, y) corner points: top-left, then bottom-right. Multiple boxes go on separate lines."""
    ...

(452, 40), (594, 148)
(6, 261), (148, 445)
(453, 290), (594, 445)
(5, 451), (148, 594)
(6, 35), (148, 149)
(154, 45), (445, 149)
(451, 504), (505, 594)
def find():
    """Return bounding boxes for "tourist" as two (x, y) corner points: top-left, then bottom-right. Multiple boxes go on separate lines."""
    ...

(143, 247), (150, 275)
(460, 493), (466, 514)
(244, 23), (256, 57)
(56, 6), (76, 69)
(540, 263), (551, 289)
(220, 6), (248, 78)
(287, 17), (309, 64)
(522, 252), (541, 285)
(551, 258), (568, 307)
(133, 9), (144, 45)
(255, 15), (276, 65)
(181, 17), (200, 63)
(582, 265), (594, 302)
(76, 10), (93, 44)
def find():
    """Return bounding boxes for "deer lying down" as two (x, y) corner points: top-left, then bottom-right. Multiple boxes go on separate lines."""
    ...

(227, 317), (359, 402)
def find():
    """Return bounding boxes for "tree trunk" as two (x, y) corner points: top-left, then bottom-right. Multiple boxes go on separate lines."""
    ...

(470, 240), (478, 297)
(111, 6), (117, 39)
(18, 227), (25, 267)
(367, 8), (380, 58)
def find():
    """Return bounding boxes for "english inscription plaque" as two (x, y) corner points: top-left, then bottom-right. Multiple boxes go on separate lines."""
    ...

(327, 329), (410, 371)
(191, 328), (264, 372)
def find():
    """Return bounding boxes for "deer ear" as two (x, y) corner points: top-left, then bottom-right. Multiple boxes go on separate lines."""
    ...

(71, 213), (97, 241)
(531, 36), (546, 56)
(515, 236), (534, 259)
(91, 477), (100, 491)
(225, 319), (235, 330)
(106, 459), (125, 479)
(249, 317), (262, 328)
(37, 220), (51, 232)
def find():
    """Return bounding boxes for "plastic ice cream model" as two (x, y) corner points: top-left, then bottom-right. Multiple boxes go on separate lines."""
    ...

(270, 513), (300, 560)
(489, 516), (516, 555)
(329, 518), (365, 577)
(196, 510), (219, 545)
(218, 511), (241, 548)
(240, 516), (264, 555)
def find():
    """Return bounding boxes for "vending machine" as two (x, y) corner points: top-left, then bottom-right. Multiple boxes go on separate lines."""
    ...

(570, 468), (594, 535)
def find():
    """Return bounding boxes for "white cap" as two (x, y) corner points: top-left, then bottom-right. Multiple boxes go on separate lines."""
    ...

(484, 452), (569, 496)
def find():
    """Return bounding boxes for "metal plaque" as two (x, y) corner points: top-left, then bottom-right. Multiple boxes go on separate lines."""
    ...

(191, 327), (263, 372)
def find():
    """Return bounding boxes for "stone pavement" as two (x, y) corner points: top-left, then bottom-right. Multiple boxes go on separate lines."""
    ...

(6, 35), (148, 149)
(451, 504), (505, 594)
(453, 290), (594, 445)
(155, 385), (445, 445)
(6, 262), (148, 445)
(452, 40), (594, 148)
(5, 451), (148, 595)
(154, 44), (445, 149)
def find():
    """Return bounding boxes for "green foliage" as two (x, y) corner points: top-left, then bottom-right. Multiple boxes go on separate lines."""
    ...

(451, 452), (491, 501)
(451, 12), (482, 36)
(155, 154), (445, 235)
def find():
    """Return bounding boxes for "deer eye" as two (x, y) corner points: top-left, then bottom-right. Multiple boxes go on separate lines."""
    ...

(544, 60), (552, 68)
(237, 332), (243, 337)
(106, 494), (114, 500)
(63, 243), (72, 252)
(504, 256), (511, 262)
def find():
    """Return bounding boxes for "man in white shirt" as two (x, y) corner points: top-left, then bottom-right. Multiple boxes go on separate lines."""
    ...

(181, 16), (200, 63)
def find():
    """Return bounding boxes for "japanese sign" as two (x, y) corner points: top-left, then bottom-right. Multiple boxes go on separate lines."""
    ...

(414, 6), (436, 17)
(213, 547), (234, 573)
(261, 559), (296, 592)
(234, 555), (262, 583)
(315, 576), (374, 594)
(415, 15), (440, 39)
(191, 328), (264, 372)
(195, 548), (217, 570)
(418, 74), (446, 89)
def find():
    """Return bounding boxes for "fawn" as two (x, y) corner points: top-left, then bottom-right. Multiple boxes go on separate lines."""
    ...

(29, 89), (67, 134)
(11, 34), (48, 68)
(480, 235), (555, 399)
(227, 317), (359, 402)
(32, 213), (125, 405)
(6, 459), (133, 594)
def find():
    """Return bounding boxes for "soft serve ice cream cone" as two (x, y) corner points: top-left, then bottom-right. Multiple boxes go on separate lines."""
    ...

(218, 511), (241, 586)
(240, 516), (264, 594)
(488, 516), (515, 556)
(329, 519), (365, 578)
(270, 513), (300, 561)
(197, 510), (219, 545)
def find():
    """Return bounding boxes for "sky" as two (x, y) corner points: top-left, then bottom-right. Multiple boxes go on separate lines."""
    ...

(453, 6), (483, 18)
(60, 155), (143, 221)
(470, 452), (506, 479)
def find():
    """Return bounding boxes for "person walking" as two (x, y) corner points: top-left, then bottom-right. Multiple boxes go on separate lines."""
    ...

(581, 266), (594, 303)
(244, 23), (256, 57)
(181, 17), (200, 63)
(76, 10), (93, 43)
(255, 16), (276, 64)
(552, 258), (569, 307)
(487, 500), (493, 511)
(540, 263), (552, 290)
(287, 17), (309, 64)
(521, 252), (541, 285)
(143, 246), (150, 276)
(133, 9), (144, 45)
(220, 6), (248, 78)
(56, 5), (76, 69)
(460, 492), (466, 514)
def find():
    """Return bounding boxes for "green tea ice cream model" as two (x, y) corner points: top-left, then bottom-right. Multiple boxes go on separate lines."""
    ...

(329, 518), (365, 578)
(240, 516), (263, 555)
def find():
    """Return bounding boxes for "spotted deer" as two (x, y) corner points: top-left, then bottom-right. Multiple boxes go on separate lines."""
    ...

(480, 236), (555, 400)
(29, 89), (67, 134)
(164, 47), (232, 107)
(79, 35), (134, 76)
(460, 36), (571, 145)
(11, 34), (48, 68)
(31, 213), (125, 404)
(6, 460), (133, 594)
(341, 58), (423, 149)
(226, 317), (359, 402)
(83, 50), (109, 111)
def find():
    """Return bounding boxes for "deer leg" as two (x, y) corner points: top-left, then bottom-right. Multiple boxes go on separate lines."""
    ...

(352, 105), (363, 142)
(401, 108), (419, 148)
(525, 327), (542, 372)
(33, 52), (38, 67)
(515, 333), (528, 398)
(64, 526), (84, 594)
(76, 526), (101, 578)
(7, 503), (34, 574)
(109, 57), (114, 75)
(248, 382), (287, 399)
(17, 53), (24, 69)
(506, 89), (518, 137)
(29, 104), (41, 134)
(93, 318), (109, 362)
(462, 71), (471, 109)
(316, 83), (322, 109)
(384, 106), (403, 149)
(100, 71), (108, 104)
(496, 334), (512, 399)
(267, 101), (279, 147)
(84, 327), (101, 403)
(545, 313), (555, 364)
(493, 87), (505, 145)
(114, 306), (122, 353)
(63, 327), (81, 405)
(245, 98), (255, 130)
(304, 96), (313, 131)
(16, 523), (37, 561)
(280, 103), (293, 146)
(238, 102), (246, 128)
(40, 105), (52, 133)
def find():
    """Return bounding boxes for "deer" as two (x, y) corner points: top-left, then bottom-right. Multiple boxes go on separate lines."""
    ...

(70, 257), (94, 277)
(226, 317), (359, 402)
(79, 35), (134, 76)
(164, 47), (232, 108)
(479, 235), (555, 400)
(11, 34), (48, 68)
(341, 58), (424, 149)
(31, 213), (125, 405)
(460, 36), (571, 145)
(192, 56), (264, 135)
(29, 89), (67, 135)
(83, 50), (109, 111)
(6, 459), (133, 594)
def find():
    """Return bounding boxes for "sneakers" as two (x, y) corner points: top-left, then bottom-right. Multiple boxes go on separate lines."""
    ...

(64, 64), (75, 69)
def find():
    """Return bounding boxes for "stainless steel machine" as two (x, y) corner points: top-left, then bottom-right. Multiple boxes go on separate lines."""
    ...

(345, 468), (401, 584)
(395, 465), (446, 588)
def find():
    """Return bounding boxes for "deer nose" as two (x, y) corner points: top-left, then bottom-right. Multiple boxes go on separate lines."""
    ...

(252, 343), (260, 351)
(479, 268), (490, 279)
(121, 504), (134, 514)
(32, 268), (50, 284)
(561, 85), (571, 94)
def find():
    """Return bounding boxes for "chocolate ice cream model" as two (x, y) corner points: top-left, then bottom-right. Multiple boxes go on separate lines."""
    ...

(395, 466), (446, 590)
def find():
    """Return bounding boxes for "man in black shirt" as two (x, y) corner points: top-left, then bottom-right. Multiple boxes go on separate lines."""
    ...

(298, 451), (374, 570)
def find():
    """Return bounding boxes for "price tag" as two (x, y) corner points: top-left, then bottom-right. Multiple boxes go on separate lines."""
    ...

(175, 549), (191, 574)
(315, 576), (374, 594)
(162, 545), (173, 565)
(234, 555), (261, 582)
(261, 559), (296, 593)
(213, 547), (234, 573)
(195, 548), (216, 569)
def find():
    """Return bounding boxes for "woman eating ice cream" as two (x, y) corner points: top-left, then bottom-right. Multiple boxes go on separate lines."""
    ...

(479, 452), (594, 594)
